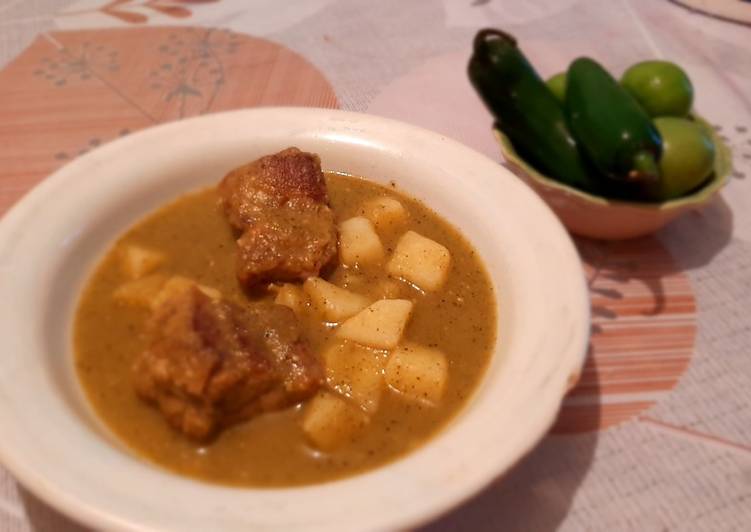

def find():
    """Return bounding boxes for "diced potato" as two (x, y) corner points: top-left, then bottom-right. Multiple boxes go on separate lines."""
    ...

(120, 245), (165, 280)
(339, 217), (384, 266)
(302, 391), (368, 451)
(271, 283), (309, 314)
(336, 299), (413, 349)
(362, 197), (408, 229)
(323, 341), (386, 414)
(304, 277), (370, 322)
(112, 274), (167, 307)
(150, 276), (221, 309)
(385, 343), (449, 405)
(386, 231), (451, 291)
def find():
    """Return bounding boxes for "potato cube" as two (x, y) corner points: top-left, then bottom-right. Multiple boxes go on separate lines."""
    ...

(120, 245), (165, 280)
(302, 391), (368, 451)
(336, 299), (413, 349)
(151, 276), (221, 309)
(339, 217), (384, 266)
(112, 274), (167, 307)
(304, 277), (370, 322)
(323, 342), (386, 414)
(271, 283), (309, 314)
(387, 231), (451, 291)
(385, 343), (448, 405)
(362, 197), (408, 229)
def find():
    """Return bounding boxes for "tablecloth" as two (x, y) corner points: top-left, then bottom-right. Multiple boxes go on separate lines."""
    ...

(0, 1), (750, 530)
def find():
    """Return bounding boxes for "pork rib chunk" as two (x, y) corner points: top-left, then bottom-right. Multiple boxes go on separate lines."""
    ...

(218, 147), (338, 289)
(133, 285), (323, 439)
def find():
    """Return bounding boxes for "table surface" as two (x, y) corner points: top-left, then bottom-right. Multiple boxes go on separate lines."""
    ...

(1, 1), (750, 531)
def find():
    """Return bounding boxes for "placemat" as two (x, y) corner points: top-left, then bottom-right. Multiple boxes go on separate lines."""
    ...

(1, 1), (750, 530)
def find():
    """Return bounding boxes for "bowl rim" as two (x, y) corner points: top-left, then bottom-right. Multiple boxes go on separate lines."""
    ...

(0, 107), (590, 532)
(495, 113), (732, 210)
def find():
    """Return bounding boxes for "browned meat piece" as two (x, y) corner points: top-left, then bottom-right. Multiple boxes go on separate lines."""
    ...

(218, 147), (338, 288)
(133, 285), (323, 439)
(220, 147), (329, 230)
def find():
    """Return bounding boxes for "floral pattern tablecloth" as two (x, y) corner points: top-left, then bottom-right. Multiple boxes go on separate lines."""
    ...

(1, 1), (750, 530)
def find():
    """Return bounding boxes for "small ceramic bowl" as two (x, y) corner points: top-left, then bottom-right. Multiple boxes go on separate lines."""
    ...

(496, 115), (732, 240)
(0, 108), (589, 532)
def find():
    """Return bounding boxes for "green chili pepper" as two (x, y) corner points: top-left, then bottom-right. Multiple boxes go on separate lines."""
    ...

(565, 57), (663, 184)
(468, 29), (597, 191)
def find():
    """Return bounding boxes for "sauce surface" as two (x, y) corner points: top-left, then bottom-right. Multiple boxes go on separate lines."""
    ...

(74, 173), (497, 486)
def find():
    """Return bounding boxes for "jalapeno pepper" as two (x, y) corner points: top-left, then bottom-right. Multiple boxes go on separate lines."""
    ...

(468, 29), (597, 191)
(565, 57), (663, 184)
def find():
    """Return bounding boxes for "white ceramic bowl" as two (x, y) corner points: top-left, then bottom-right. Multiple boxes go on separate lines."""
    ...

(0, 108), (589, 532)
